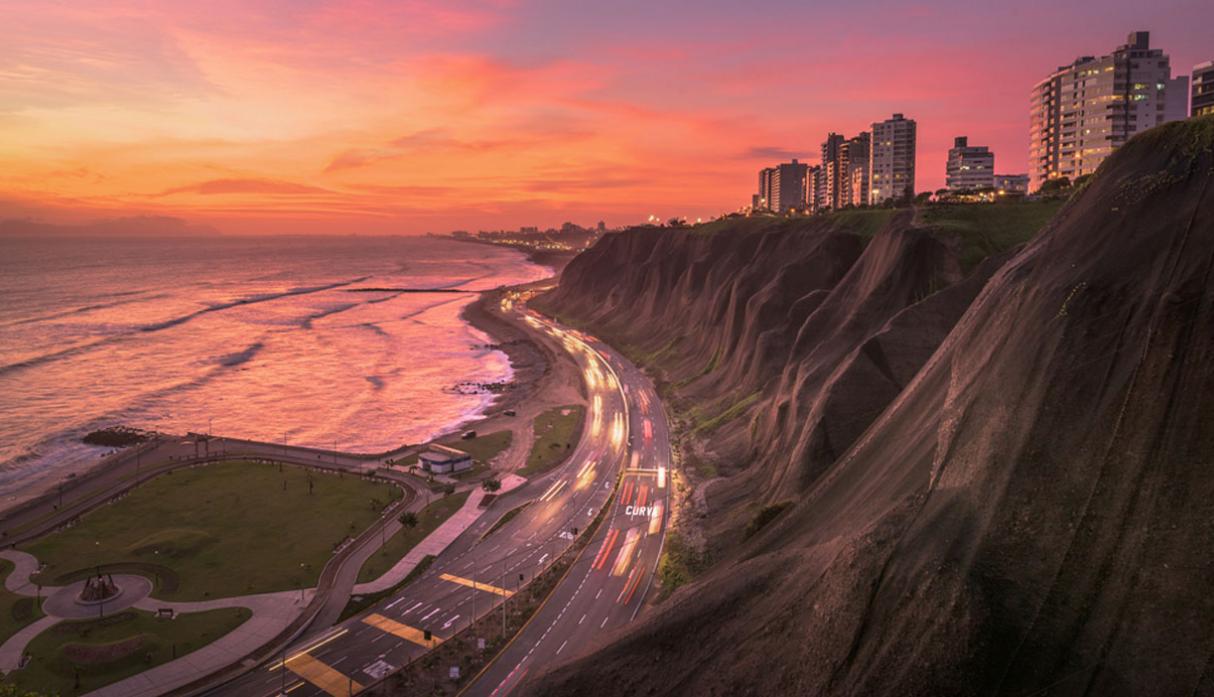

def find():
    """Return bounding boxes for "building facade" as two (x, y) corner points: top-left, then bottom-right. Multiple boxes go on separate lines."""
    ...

(756, 167), (776, 211)
(946, 136), (995, 191)
(843, 133), (871, 207)
(1194, 61), (1214, 117)
(771, 159), (809, 213)
(419, 444), (473, 474)
(994, 174), (1030, 195)
(755, 161), (809, 212)
(820, 133), (846, 211)
(870, 113), (917, 205)
(807, 165), (824, 213)
(1029, 31), (1189, 191)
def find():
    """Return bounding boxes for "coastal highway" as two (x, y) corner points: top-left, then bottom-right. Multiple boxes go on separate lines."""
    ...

(461, 321), (672, 697)
(209, 300), (671, 697)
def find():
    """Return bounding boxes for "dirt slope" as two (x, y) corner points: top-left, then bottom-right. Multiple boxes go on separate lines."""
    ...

(526, 118), (1214, 695)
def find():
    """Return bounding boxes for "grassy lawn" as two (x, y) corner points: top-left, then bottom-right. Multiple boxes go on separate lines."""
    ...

(1, 558), (44, 646)
(357, 491), (471, 584)
(919, 200), (1064, 272)
(22, 460), (402, 601)
(519, 405), (585, 477)
(6, 607), (249, 695)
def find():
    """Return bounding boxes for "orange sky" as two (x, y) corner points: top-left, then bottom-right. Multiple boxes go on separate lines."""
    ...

(2, 0), (1211, 234)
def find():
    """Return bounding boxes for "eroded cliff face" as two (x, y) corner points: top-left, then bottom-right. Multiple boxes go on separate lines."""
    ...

(528, 117), (1214, 696)
(536, 207), (998, 542)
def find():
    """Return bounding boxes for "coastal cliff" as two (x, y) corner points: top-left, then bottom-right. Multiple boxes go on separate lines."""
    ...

(527, 116), (1214, 695)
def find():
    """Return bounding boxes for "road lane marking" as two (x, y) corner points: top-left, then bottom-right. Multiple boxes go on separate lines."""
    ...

(284, 653), (363, 696)
(439, 573), (515, 597)
(579, 614), (586, 625)
(267, 628), (347, 671)
(420, 607), (441, 621)
(404, 601), (423, 614)
(601, 616), (609, 628)
(442, 614), (461, 630)
(384, 598), (403, 610)
(362, 613), (440, 647)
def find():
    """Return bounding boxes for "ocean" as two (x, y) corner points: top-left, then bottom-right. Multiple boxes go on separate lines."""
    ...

(0, 234), (549, 506)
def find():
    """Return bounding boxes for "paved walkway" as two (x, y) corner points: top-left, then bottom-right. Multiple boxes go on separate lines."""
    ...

(2, 549), (42, 595)
(82, 589), (314, 697)
(353, 473), (527, 595)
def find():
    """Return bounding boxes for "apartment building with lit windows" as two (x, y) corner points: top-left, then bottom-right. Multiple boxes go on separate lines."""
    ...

(755, 161), (808, 212)
(946, 136), (995, 191)
(1029, 31), (1189, 191)
(869, 113), (916, 205)
(1194, 61), (1214, 116)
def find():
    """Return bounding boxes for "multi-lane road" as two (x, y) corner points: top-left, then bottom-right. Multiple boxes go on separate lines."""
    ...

(209, 301), (672, 697)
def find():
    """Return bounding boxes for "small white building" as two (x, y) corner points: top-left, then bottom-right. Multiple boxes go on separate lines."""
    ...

(419, 444), (473, 474)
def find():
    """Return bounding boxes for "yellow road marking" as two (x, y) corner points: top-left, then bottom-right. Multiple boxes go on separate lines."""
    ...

(362, 613), (440, 647)
(284, 653), (362, 697)
(439, 573), (514, 597)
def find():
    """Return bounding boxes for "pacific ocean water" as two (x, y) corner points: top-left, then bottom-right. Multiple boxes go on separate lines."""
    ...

(0, 234), (549, 506)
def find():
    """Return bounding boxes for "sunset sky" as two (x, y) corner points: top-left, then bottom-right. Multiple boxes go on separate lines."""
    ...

(2, 0), (1211, 234)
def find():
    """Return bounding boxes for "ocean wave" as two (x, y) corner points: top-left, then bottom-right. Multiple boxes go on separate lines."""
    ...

(217, 341), (265, 367)
(140, 276), (370, 333)
(358, 322), (390, 337)
(3, 292), (167, 328)
(300, 302), (359, 329)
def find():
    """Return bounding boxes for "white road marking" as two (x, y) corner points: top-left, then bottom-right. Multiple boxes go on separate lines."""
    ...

(420, 607), (441, 621)
(385, 598), (403, 610)
(442, 615), (460, 630)
(579, 614), (586, 625)
(601, 616), (609, 628)
(404, 602), (423, 614)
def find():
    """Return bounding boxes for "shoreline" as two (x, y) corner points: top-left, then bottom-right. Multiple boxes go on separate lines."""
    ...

(444, 235), (579, 275)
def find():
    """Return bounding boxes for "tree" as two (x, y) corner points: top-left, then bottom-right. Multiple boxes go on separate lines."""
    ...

(1038, 176), (1071, 195)
(914, 191), (934, 205)
(482, 478), (502, 493)
(398, 511), (419, 528)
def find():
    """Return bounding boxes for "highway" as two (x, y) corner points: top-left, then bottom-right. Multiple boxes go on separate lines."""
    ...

(462, 321), (672, 697)
(207, 299), (672, 697)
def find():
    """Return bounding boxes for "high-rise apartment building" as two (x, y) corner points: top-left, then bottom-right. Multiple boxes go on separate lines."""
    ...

(757, 167), (776, 211)
(1029, 31), (1189, 191)
(1194, 61), (1214, 117)
(771, 159), (809, 213)
(755, 161), (808, 212)
(807, 165), (824, 213)
(946, 136), (995, 191)
(843, 133), (871, 207)
(869, 113), (917, 205)
(820, 133), (846, 211)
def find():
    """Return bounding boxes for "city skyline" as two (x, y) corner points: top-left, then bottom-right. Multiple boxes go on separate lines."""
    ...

(1, 1), (1212, 234)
